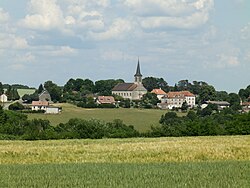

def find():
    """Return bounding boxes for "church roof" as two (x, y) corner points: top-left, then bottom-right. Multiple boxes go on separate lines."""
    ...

(112, 83), (137, 91)
(134, 59), (142, 77)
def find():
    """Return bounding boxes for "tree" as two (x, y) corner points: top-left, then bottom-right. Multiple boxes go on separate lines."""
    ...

(94, 79), (124, 95)
(142, 77), (169, 92)
(5, 86), (20, 101)
(44, 81), (62, 102)
(38, 84), (44, 94)
(141, 92), (159, 108)
(181, 101), (189, 111)
(8, 102), (24, 111)
(0, 82), (4, 95)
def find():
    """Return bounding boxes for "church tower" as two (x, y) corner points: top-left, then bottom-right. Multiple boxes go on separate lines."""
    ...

(134, 59), (142, 84)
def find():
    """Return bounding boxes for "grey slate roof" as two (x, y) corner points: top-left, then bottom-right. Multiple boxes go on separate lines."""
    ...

(134, 60), (142, 77)
(112, 83), (137, 91)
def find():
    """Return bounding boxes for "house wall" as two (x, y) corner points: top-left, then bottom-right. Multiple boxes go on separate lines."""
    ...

(112, 91), (133, 100)
(46, 107), (59, 114)
(32, 106), (47, 111)
(186, 96), (196, 107)
(0, 94), (8, 103)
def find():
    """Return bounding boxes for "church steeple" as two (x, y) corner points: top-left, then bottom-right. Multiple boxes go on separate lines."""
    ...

(134, 58), (142, 84)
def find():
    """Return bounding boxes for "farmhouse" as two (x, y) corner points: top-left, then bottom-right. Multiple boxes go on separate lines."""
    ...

(31, 101), (49, 111)
(97, 96), (115, 105)
(159, 91), (196, 109)
(0, 94), (8, 103)
(31, 101), (60, 114)
(112, 60), (147, 100)
(151, 88), (167, 100)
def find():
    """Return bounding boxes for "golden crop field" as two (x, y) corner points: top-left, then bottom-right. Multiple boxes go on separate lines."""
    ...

(0, 136), (249, 164)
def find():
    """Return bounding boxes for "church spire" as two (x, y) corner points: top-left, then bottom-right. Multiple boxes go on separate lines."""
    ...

(134, 58), (142, 84)
(134, 58), (142, 77)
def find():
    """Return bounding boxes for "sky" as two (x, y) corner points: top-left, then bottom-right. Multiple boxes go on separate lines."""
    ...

(0, 0), (250, 93)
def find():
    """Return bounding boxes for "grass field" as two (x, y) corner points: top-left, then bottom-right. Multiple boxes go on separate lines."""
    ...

(17, 89), (36, 97)
(0, 162), (249, 187)
(28, 103), (169, 132)
(0, 136), (249, 187)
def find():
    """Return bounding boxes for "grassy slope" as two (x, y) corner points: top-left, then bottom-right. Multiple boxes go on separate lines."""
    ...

(0, 162), (249, 188)
(28, 103), (169, 132)
(17, 89), (36, 98)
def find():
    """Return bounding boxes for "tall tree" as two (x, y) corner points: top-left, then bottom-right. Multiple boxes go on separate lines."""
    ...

(94, 79), (124, 95)
(0, 82), (4, 95)
(44, 81), (62, 102)
(142, 77), (169, 92)
(38, 84), (44, 94)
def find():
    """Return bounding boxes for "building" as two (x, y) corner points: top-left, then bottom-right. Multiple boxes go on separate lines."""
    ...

(31, 101), (49, 111)
(112, 60), (147, 100)
(151, 88), (167, 100)
(201, 101), (230, 110)
(0, 94), (8, 103)
(45, 106), (61, 114)
(241, 102), (250, 113)
(97, 96), (115, 105)
(39, 90), (52, 102)
(159, 91), (195, 109)
(31, 101), (60, 114)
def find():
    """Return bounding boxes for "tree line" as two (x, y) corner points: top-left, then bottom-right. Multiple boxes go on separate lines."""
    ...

(0, 104), (249, 140)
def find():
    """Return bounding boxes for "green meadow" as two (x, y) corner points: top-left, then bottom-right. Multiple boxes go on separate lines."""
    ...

(28, 103), (170, 132)
(0, 136), (249, 187)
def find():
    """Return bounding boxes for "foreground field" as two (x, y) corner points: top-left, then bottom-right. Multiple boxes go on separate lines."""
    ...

(28, 103), (168, 132)
(0, 136), (249, 187)
(1, 136), (249, 164)
(0, 162), (249, 187)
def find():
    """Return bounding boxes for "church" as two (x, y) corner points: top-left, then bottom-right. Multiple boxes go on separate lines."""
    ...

(112, 60), (147, 100)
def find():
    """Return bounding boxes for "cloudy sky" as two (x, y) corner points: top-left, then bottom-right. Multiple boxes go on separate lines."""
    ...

(0, 0), (250, 92)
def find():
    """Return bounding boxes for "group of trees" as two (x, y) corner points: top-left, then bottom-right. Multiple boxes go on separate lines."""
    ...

(0, 106), (139, 140)
(149, 105), (250, 137)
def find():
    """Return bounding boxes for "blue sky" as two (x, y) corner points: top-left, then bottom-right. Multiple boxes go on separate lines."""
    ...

(0, 0), (250, 92)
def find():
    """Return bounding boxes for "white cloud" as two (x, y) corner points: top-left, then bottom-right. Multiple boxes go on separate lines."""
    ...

(123, 0), (214, 29)
(241, 22), (250, 40)
(15, 52), (36, 62)
(89, 18), (133, 40)
(20, 0), (64, 31)
(0, 34), (28, 49)
(217, 54), (240, 68)
(46, 46), (78, 57)
(0, 8), (9, 23)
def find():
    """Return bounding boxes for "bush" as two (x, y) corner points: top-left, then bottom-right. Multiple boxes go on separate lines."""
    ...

(8, 102), (24, 111)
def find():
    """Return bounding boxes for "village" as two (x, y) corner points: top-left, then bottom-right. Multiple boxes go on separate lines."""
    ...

(1, 61), (250, 114)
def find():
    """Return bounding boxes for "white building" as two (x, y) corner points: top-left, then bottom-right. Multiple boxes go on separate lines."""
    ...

(159, 91), (196, 109)
(31, 101), (60, 114)
(112, 60), (147, 100)
(151, 88), (167, 100)
(31, 101), (49, 111)
(45, 106), (60, 114)
(201, 101), (230, 110)
(0, 94), (8, 103)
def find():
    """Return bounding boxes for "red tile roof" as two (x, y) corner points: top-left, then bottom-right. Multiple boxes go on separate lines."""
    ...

(97, 96), (115, 104)
(32, 101), (49, 106)
(151, 89), (167, 95)
(166, 91), (195, 98)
